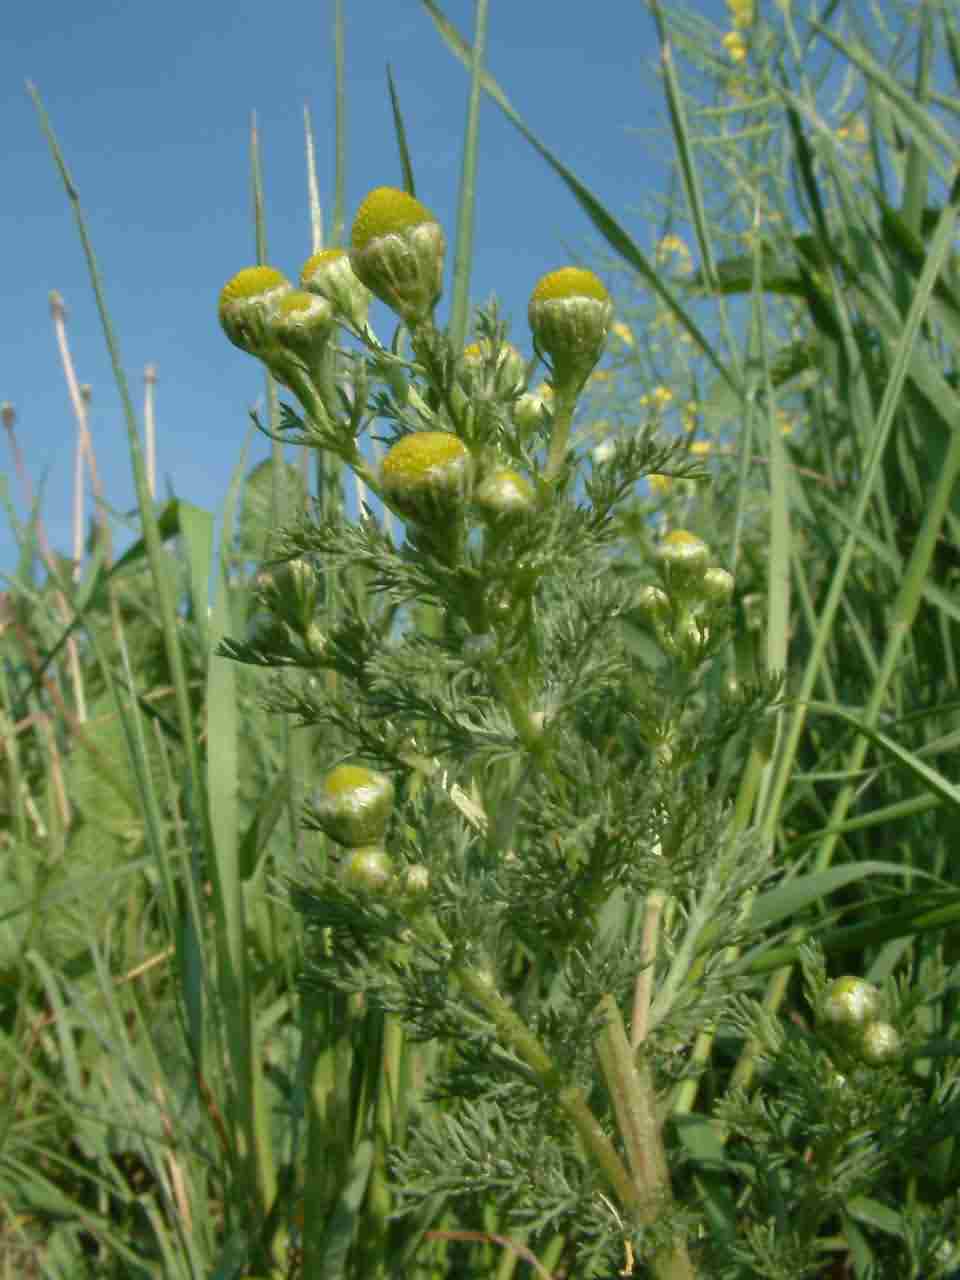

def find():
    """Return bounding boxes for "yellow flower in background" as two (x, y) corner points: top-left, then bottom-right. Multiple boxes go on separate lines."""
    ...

(776, 409), (794, 436)
(690, 440), (712, 457)
(722, 30), (748, 62)
(639, 385), (674, 412)
(648, 473), (673, 496)
(589, 369), (613, 384)
(726, 0), (755, 27)
(612, 321), (635, 347)
(682, 400), (699, 431)
(836, 117), (868, 144)
(656, 235), (693, 275)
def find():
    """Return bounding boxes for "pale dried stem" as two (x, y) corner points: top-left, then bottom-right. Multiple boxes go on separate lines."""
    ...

(632, 886), (666, 1050)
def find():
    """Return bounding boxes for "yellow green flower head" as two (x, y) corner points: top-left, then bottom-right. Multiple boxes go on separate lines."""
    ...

(218, 266), (292, 355)
(301, 248), (371, 331)
(314, 764), (395, 848)
(351, 187), (437, 250)
(262, 290), (335, 390)
(858, 1021), (900, 1068)
(528, 267), (612, 392)
(381, 431), (472, 523)
(350, 187), (445, 326)
(302, 248), (348, 277)
(273, 290), (333, 322)
(656, 529), (712, 599)
(219, 266), (288, 310)
(474, 467), (536, 523)
(530, 267), (610, 307)
(821, 976), (883, 1036)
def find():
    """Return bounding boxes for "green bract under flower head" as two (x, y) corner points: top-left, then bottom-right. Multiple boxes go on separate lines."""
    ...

(381, 431), (472, 523)
(301, 247), (372, 331)
(350, 187), (445, 326)
(528, 267), (612, 393)
(219, 266), (291, 355)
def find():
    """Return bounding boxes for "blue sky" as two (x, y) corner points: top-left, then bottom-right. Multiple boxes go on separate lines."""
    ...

(2, 0), (733, 579)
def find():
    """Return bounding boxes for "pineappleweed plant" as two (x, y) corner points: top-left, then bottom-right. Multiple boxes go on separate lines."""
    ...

(218, 183), (929, 1277)
(218, 183), (762, 1278)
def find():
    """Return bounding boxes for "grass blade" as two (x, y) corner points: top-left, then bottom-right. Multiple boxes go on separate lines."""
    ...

(448, 0), (488, 352)
(418, 0), (739, 395)
(386, 64), (417, 197)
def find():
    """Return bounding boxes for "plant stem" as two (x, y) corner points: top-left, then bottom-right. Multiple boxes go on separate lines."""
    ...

(456, 968), (696, 1279)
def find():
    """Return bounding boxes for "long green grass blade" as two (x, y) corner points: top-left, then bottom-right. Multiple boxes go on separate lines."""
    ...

(418, 0), (738, 394)
(332, 0), (346, 247)
(448, 0), (488, 352)
(386, 65), (417, 197)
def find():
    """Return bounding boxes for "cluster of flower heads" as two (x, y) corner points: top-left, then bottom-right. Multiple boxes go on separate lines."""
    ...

(310, 763), (429, 899)
(818, 976), (902, 1069)
(218, 186), (613, 524)
(636, 530), (735, 669)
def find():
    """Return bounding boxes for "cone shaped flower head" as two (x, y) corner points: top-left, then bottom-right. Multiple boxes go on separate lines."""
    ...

(656, 529), (711, 601)
(820, 976), (883, 1042)
(528, 267), (612, 392)
(268, 291), (335, 372)
(350, 187), (445, 326)
(219, 266), (292, 357)
(313, 764), (395, 848)
(381, 431), (472, 524)
(301, 247), (372, 332)
(339, 845), (394, 895)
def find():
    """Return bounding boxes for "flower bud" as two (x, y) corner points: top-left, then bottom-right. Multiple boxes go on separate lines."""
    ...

(634, 584), (674, 653)
(400, 863), (430, 897)
(350, 187), (445, 326)
(304, 622), (328, 660)
(474, 467), (536, 524)
(381, 431), (472, 523)
(528, 267), (612, 392)
(656, 530), (711, 599)
(513, 387), (552, 437)
(858, 1020), (901, 1067)
(339, 845), (394, 895)
(301, 247), (372, 332)
(219, 267), (292, 357)
(258, 557), (317, 632)
(700, 566), (735, 608)
(313, 764), (395, 848)
(820, 976), (883, 1043)
(461, 339), (527, 399)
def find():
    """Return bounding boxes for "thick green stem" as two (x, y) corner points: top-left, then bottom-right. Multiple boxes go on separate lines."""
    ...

(456, 969), (696, 1279)
(543, 383), (579, 481)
